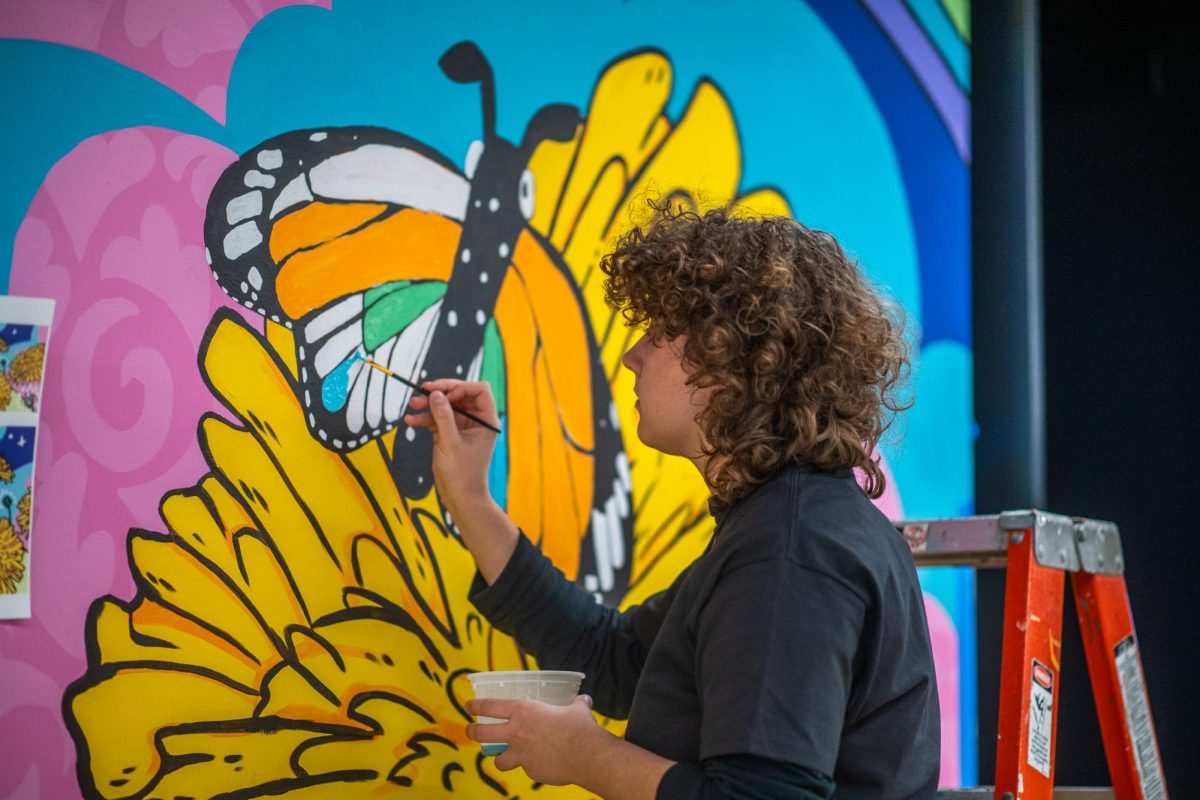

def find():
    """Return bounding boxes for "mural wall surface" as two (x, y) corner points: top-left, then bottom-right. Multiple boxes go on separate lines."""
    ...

(0, 1), (974, 797)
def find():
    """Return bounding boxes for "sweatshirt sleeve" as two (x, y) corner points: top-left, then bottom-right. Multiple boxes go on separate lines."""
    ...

(468, 533), (676, 718)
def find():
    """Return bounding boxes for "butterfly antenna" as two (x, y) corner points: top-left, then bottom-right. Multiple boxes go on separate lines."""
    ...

(439, 41), (496, 141)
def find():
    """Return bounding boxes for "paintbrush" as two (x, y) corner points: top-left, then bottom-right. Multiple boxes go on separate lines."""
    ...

(353, 352), (502, 434)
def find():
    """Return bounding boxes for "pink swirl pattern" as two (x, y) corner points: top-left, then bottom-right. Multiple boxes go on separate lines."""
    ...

(0, 7), (325, 798)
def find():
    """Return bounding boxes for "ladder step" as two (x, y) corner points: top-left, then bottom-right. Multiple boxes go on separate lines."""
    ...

(937, 789), (1114, 799)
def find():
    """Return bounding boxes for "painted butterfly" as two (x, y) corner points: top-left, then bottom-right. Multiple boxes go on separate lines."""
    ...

(203, 42), (633, 602)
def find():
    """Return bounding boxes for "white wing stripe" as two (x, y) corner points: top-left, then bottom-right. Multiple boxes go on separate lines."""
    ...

(592, 509), (615, 593)
(366, 338), (395, 429)
(386, 301), (441, 422)
(271, 173), (315, 218)
(309, 145), (470, 221)
(346, 354), (370, 434)
(314, 323), (361, 378)
(306, 294), (363, 345)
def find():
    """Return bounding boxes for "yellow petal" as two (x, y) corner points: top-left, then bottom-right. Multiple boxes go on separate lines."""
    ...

(128, 531), (277, 664)
(91, 597), (261, 688)
(527, 123), (582, 236)
(289, 616), (457, 718)
(151, 723), (334, 799)
(266, 318), (300, 379)
(203, 314), (403, 596)
(550, 51), (674, 250)
(257, 661), (347, 727)
(67, 667), (258, 799)
(622, 80), (741, 213)
(200, 414), (346, 620)
(732, 188), (794, 218)
(296, 694), (462, 779)
(344, 442), (460, 639)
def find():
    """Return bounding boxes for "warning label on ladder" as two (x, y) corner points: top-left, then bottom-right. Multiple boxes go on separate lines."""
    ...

(1027, 659), (1054, 777)
(1114, 636), (1167, 800)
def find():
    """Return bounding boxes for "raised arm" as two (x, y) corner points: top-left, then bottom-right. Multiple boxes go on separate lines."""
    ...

(404, 380), (665, 715)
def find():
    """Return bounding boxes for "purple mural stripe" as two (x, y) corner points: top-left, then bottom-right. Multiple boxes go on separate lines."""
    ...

(863, 0), (970, 160)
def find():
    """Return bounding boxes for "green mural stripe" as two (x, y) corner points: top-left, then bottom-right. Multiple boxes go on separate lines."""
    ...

(362, 282), (447, 353)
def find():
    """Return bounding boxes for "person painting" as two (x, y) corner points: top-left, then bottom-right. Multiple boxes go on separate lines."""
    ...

(403, 203), (940, 799)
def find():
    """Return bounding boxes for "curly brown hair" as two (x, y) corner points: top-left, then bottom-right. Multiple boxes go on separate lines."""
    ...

(601, 201), (910, 502)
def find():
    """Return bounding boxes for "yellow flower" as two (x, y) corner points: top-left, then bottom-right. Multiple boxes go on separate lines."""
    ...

(0, 517), (24, 594)
(0, 373), (11, 411)
(0, 455), (12, 484)
(8, 342), (45, 385)
(16, 490), (31, 540)
(65, 50), (790, 799)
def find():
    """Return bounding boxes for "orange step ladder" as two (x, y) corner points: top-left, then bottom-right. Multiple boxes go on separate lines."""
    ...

(896, 511), (1168, 800)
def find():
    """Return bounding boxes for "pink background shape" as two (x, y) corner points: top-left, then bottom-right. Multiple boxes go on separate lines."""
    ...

(1, 4), (324, 797)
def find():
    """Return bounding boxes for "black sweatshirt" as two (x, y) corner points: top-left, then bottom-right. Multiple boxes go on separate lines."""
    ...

(470, 465), (940, 799)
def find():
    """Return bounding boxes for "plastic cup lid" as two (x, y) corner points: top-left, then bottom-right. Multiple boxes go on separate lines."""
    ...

(467, 670), (585, 682)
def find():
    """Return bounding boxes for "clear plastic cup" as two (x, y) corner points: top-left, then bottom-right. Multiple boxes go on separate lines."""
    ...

(467, 670), (585, 756)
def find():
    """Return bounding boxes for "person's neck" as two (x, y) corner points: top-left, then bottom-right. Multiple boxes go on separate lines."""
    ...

(688, 452), (714, 494)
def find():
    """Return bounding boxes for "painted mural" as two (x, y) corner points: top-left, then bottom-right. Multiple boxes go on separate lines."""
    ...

(0, 2), (973, 798)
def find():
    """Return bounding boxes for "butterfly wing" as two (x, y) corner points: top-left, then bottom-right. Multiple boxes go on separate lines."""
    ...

(525, 50), (794, 603)
(494, 228), (632, 599)
(204, 128), (471, 450)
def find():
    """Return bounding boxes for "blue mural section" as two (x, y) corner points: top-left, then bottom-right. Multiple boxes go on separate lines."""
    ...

(1, 0), (975, 780)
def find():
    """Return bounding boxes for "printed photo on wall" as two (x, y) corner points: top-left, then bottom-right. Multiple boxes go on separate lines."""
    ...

(0, 295), (53, 619)
(0, 322), (48, 414)
(0, 426), (36, 618)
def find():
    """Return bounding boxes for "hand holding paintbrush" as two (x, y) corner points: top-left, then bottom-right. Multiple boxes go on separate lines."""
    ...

(355, 353), (502, 434)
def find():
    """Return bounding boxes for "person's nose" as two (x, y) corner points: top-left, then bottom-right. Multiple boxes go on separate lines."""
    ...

(621, 335), (645, 376)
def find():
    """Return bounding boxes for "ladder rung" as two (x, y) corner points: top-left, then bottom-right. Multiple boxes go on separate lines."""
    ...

(936, 789), (1114, 799)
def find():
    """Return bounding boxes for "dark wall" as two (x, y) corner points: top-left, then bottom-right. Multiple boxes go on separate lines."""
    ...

(977, 1), (1199, 793)
(1041, 2), (1199, 793)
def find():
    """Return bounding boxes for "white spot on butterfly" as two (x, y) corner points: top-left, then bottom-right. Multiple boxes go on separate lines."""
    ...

(447, 310), (458, 327)
(205, 247), (212, 265)
(461, 248), (471, 264)
(226, 190), (262, 225)
(498, 242), (510, 259)
(243, 169), (275, 189)
(309, 131), (328, 142)
(223, 221), (262, 260)
(257, 149), (284, 170)
(318, 429), (328, 441)
(405, 427), (416, 442)
(479, 271), (488, 284)
(240, 281), (249, 293)
(476, 309), (486, 326)
(488, 197), (500, 212)
(247, 266), (264, 291)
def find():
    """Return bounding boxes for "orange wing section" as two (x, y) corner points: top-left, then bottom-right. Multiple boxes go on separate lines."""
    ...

(268, 201), (389, 263)
(493, 231), (597, 579)
(273, 207), (461, 319)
